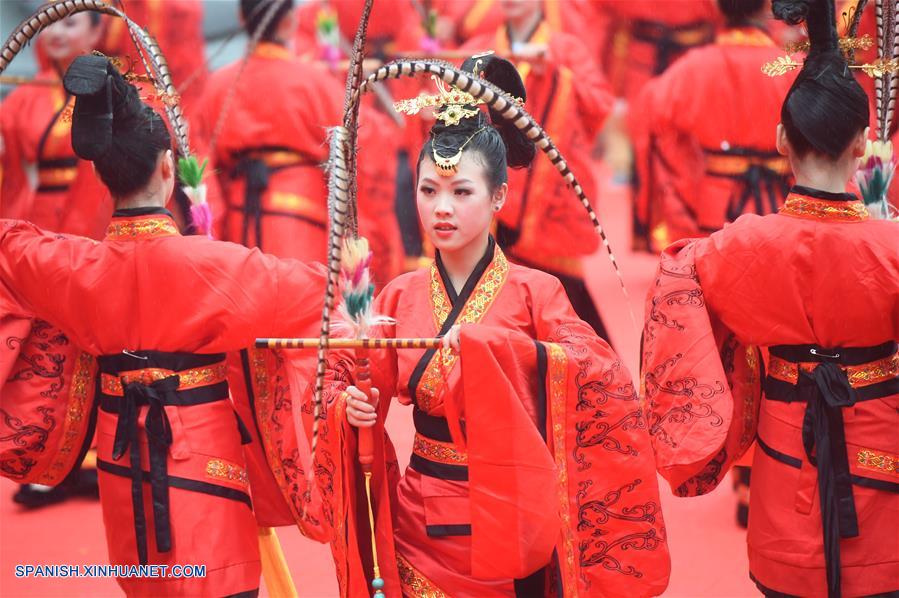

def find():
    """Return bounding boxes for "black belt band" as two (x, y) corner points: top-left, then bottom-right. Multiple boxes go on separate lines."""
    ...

(97, 460), (252, 508)
(96, 351), (229, 566)
(769, 342), (897, 366)
(762, 342), (899, 598)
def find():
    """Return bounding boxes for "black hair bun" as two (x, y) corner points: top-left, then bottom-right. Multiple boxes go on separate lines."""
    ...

(64, 54), (145, 161)
(772, 0), (810, 25)
(63, 54), (115, 161)
(459, 53), (536, 169)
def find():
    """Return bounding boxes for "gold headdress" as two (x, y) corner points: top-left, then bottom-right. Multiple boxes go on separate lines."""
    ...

(394, 74), (493, 127)
(394, 52), (523, 176)
(763, 4), (899, 77)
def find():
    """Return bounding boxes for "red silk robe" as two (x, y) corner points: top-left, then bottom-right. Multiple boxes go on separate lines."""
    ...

(195, 42), (402, 285)
(0, 212), (335, 596)
(0, 72), (111, 239)
(642, 187), (899, 597)
(588, 0), (720, 104)
(631, 27), (797, 251)
(319, 240), (670, 597)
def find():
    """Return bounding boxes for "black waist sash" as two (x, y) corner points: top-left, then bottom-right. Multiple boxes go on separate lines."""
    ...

(763, 342), (899, 598)
(97, 351), (233, 566)
(409, 408), (468, 481)
(630, 18), (715, 74)
(228, 146), (318, 247)
(703, 147), (790, 220)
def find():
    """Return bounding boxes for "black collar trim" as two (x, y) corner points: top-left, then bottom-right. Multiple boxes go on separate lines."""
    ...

(790, 185), (857, 202)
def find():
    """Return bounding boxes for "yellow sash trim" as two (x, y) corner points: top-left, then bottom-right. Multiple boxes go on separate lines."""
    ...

(547, 343), (578, 596)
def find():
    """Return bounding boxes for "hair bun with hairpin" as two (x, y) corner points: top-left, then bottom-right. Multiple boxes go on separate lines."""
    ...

(459, 53), (536, 169)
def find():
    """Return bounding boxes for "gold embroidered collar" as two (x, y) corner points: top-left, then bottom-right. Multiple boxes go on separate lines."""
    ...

(779, 193), (869, 222)
(716, 27), (775, 48)
(105, 215), (180, 241)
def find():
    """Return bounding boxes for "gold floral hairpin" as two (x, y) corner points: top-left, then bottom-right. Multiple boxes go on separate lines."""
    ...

(394, 74), (523, 127)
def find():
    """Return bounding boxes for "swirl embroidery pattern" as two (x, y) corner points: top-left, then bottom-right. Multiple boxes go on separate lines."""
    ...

(6, 320), (68, 399)
(574, 358), (645, 467)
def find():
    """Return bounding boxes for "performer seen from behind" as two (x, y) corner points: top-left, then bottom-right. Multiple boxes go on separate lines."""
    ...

(642, 0), (899, 596)
(632, 0), (797, 264)
(0, 54), (343, 596)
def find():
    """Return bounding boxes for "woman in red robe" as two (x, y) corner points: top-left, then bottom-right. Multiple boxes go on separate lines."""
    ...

(0, 12), (110, 240)
(0, 56), (337, 596)
(318, 54), (670, 597)
(196, 0), (402, 284)
(631, 0), (797, 251)
(464, 1), (616, 341)
(642, 2), (898, 596)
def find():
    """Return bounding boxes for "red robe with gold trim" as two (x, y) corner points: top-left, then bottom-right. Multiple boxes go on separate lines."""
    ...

(0, 212), (335, 596)
(0, 71), (111, 239)
(631, 27), (796, 251)
(319, 241), (670, 597)
(642, 188), (899, 597)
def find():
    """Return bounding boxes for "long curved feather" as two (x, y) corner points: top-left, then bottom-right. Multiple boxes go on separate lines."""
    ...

(341, 0), (375, 236)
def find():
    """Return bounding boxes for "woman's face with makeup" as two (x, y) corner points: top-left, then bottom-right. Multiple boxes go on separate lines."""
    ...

(417, 151), (505, 254)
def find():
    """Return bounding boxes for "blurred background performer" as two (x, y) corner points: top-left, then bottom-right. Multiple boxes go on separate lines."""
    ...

(631, 0), (796, 253)
(196, 0), (345, 262)
(464, 0), (616, 341)
(642, 0), (899, 596)
(0, 12), (111, 510)
(0, 12), (110, 240)
(207, 0), (402, 284)
(294, 0), (421, 277)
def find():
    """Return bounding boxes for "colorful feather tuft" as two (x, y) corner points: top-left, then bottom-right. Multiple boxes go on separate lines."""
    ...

(856, 139), (897, 219)
(336, 237), (394, 336)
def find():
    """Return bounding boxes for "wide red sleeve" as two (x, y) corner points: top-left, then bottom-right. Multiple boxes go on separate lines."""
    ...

(641, 239), (762, 496)
(532, 277), (671, 597)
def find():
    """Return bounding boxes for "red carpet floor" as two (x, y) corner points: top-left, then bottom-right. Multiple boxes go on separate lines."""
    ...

(0, 170), (760, 597)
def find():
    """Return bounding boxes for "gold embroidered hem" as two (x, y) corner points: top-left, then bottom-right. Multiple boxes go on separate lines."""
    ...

(547, 343), (578, 595)
(397, 554), (448, 598)
(857, 449), (898, 476)
(778, 194), (869, 222)
(768, 354), (898, 388)
(420, 248), (509, 411)
(206, 458), (249, 486)
(105, 216), (180, 240)
(412, 433), (468, 465)
(100, 362), (228, 396)
(37, 352), (95, 485)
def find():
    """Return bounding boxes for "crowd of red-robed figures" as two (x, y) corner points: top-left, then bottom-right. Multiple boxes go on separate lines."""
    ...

(4, 0), (895, 269)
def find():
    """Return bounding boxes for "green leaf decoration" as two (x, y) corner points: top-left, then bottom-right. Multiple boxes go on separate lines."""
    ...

(177, 155), (208, 189)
